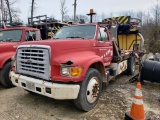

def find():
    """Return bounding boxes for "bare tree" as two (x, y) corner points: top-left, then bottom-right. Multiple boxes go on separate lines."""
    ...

(5, 0), (12, 23)
(11, 7), (21, 21)
(1, 0), (5, 22)
(101, 12), (106, 21)
(0, 0), (20, 24)
(152, 0), (160, 25)
(76, 14), (89, 23)
(60, 0), (68, 22)
(143, 0), (160, 53)
(92, 14), (99, 22)
(63, 15), (71, 22)
(136, 11), (143, 25)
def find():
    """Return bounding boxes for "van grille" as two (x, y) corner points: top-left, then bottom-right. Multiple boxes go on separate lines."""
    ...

(16, 46), (50, 80)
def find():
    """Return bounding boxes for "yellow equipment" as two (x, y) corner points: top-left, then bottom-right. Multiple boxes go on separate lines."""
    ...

(103, 16), (144, 52)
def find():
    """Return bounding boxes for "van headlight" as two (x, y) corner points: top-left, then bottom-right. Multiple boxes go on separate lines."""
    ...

(61, 66), (83, 77)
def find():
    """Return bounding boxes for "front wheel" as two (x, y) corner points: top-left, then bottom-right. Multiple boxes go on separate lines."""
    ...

(74, 68), (102, 111)
(0, 62), (14, 88)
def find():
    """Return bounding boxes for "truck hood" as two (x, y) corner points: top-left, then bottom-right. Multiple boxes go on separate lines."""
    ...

(0, 42), (17, 54)
(18, 39), (94, 66)
(19, 39), (93, 50)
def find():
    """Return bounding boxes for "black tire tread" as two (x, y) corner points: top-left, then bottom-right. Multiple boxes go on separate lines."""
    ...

(74, 68), (102, 111)
(0, 62), (14, 88)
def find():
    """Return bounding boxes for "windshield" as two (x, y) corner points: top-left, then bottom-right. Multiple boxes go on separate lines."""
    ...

(53, 25), (96, 39)
(0, 30), (22, 42)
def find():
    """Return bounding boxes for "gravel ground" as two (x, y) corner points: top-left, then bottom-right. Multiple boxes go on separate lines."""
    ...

(0, 72), (160, 120)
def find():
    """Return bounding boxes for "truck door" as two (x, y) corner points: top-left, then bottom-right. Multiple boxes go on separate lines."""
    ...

(96, 27), (113, 66)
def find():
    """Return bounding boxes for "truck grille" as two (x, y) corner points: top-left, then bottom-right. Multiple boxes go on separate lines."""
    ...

(16, 46), (50, 80)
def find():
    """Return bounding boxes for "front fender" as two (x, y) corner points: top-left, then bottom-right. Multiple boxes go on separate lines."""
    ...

(0, 52), (15, 69)
(71, 55), (104, 78)
(52, 51), (104, 82)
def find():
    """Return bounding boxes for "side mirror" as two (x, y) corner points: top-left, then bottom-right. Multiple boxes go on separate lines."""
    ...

(110, 25), (118, 41)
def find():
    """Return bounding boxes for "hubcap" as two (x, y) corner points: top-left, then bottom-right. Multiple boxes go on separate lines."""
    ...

(86, 77), (100, 103)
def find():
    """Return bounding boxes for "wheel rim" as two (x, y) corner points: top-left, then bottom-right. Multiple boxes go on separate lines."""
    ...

(86, 77), (100, 103)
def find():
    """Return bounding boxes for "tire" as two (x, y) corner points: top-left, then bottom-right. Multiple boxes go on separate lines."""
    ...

(127, 57), (136, 75)
(0, 62), (14, 88)
(74, 68), (102, 111)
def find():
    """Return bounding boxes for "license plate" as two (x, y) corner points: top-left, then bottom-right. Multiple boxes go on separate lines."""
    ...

(26, 82), (35, 91)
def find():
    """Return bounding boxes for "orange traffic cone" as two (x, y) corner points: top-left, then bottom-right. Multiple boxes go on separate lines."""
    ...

(125, 82), (150, 120)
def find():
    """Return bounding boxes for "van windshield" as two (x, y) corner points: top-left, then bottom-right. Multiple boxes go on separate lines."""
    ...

(0, 30), (22, 42)
(53, 25), (96, 39)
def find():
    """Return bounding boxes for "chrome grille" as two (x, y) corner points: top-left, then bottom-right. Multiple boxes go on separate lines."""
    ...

(16, 46), (50, 80)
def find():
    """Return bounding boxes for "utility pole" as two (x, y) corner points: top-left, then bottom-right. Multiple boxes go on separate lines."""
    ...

(73, 0), (77, 23)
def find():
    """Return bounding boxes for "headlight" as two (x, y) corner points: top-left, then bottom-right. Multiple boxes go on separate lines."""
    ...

(61, 67), (70, 76)
(61, 66), (83, 77)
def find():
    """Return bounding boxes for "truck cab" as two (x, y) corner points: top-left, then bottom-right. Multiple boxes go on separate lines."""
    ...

(10, 17), (144, 111)
(0, 27), (41, 87)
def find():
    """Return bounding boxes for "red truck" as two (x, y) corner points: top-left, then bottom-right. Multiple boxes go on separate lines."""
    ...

(0, 27), (41, 87)
(10, 16), (144, 111)
(0, 15), (68, 87)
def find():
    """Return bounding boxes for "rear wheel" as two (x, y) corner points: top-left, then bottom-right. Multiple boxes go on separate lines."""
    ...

(127, 57), (136, 75)
(74, 68), (102, 111)
(0, 62), (14, 88)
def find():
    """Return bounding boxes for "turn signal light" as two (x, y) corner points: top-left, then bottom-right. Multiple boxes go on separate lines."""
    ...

(70, 67), (83, 77)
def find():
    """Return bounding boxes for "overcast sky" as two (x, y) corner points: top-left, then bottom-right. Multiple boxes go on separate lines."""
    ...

(13, 0), (157, 23)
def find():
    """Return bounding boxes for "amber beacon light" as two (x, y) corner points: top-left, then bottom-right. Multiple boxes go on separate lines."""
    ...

(87, 9), (96, 23)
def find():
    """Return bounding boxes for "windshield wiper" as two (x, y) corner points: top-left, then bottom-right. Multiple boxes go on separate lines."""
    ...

(66, 36), (84, 39)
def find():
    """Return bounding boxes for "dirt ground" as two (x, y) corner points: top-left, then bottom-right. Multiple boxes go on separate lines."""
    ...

(0, 72), (160, 120)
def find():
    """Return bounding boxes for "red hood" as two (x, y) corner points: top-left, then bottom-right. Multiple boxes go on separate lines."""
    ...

(19, 39), (93, 50)
(19, 39), (94, 65)
(0, 42), (18, 54)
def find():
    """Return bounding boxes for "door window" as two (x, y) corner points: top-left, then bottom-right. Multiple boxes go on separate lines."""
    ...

(98, 27), (108, 42)
(25, 31), (37, 41)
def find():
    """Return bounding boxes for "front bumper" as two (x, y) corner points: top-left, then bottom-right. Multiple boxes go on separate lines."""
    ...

(10, 71), (80, 100)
